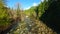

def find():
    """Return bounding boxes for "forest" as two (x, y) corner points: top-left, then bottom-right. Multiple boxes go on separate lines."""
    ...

(0, 0), (60, 34)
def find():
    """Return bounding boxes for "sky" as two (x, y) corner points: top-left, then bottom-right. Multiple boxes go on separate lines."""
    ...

(7, 0), (44, 10)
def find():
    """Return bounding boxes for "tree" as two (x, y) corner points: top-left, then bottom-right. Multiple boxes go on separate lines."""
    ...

(16, 2), (21, 21)
(0, 0), (11, 31)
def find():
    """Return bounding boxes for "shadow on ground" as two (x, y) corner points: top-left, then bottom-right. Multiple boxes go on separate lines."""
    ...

(40, 0), (60, 33)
